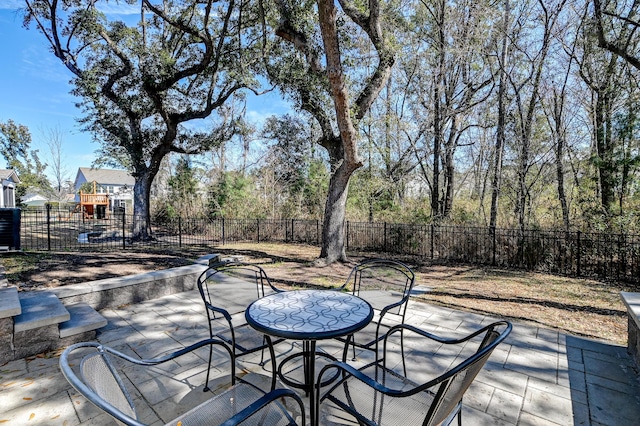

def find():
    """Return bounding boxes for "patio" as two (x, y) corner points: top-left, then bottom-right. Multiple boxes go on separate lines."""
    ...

(1, 287), (639, 425)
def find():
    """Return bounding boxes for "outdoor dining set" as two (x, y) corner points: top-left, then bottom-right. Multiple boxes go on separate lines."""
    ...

(58, 259), (512, 426)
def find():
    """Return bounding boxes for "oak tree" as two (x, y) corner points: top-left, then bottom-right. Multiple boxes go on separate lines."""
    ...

(24, 0), (257, 238)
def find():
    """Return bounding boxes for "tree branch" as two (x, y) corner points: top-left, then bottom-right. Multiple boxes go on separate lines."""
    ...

(593, 0), (640, 71)
(339, 0), (395, 119)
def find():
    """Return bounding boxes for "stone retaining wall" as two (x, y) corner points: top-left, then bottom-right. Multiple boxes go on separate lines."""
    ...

(1, 253), (243, 362)
(49, 254), (218, 309)
(621, 292), (640, 367)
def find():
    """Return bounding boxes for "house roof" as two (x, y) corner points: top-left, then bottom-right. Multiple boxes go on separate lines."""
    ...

(22, 193), (49, 202)
(0, 169), (21, 184)
(76, 167), (135, 186)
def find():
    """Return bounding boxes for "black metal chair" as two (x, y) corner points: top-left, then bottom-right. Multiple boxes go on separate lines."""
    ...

(337, 259), (416, 371)
(317, 321), (512, 426)
(197, 262), (286, 391)
(59, 339), (305, 426)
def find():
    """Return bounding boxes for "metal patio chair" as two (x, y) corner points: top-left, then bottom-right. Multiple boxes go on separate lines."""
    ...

(317, 321), (512, 426)
(337, 259), (416, 372)
(197, 262), (286, 391)
(59, 339), (305, 426)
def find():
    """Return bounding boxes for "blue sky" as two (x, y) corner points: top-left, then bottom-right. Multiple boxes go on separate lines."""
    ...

(0, 1), (290, 183)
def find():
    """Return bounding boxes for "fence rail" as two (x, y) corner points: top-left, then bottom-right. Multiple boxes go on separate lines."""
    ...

(16, 206), (640, 284)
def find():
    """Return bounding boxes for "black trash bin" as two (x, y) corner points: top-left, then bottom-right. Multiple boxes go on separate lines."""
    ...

(0, 208), (20, 250)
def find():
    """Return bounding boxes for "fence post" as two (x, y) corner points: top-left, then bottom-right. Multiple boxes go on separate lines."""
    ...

(284, 219), (288, 242)
(257, 219), (260, 243)
(121, 210), (126, 250)
(178, 217), (182, 248)
(291, 219), (295, 242)
(46, 203), (51, 251)
(577, 231), (581, 276)
(384, 222), (387, 252)
(491, 226), (496, 266)
(316, 220), (319, 245)
(430, 224), (435, 260)
(346, 221), (350, 249)
(619, 233), (625, 279)
(222, 218), (225, 245)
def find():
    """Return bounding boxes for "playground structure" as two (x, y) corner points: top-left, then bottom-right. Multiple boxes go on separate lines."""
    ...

(79, 181), (110, 219)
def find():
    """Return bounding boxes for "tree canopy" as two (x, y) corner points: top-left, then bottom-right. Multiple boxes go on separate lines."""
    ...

(23, 0), (258, 238)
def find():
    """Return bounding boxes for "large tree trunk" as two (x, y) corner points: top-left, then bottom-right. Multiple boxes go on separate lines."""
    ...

(551, 88), (571, 231)
(442, 118), (457, 218)
(431, 0), (446, 221)
(274, 0), (393, 264)
(316, 0), (363, 264)
(131, 171), (154, 241)
(594, 90), (615, 214)
(555, 113), (570, 231)
(320, 163), (353, 262)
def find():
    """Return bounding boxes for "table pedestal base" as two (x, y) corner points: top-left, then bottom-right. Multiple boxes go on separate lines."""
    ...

(277, 341), (340, 396)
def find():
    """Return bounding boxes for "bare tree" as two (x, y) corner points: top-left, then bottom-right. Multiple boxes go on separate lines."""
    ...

(41, 125), (69, 202)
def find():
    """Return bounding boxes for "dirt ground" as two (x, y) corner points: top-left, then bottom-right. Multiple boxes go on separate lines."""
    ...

(1, 242), (632, 345)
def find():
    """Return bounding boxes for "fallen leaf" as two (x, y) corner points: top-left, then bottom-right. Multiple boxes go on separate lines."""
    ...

(50, 415), (60, 420)
(0, 420), (9, 423)
(29, 413), (35, 421)
(23, 397), (32, 401)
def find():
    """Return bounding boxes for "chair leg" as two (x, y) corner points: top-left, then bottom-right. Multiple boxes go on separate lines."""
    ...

(351, 337), (357, 361)
(266, 336), (277, 391)
(259, 336), (267, 366)
(400, 327), (407, 377)
(204, 343), (213, 392)
(342, 334), (354, 363)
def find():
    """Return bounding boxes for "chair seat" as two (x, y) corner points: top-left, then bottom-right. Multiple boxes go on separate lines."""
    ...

(357, 290), (405, 313)
(60, 340), (306, 426)
(213, 322), (285, 354)
(319, 364), (435, 426)
(319, 322), (511, 426)
(166, 382), (300, 426)
(198, 263), (288, 391)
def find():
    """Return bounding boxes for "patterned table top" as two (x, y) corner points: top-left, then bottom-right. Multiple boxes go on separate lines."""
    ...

(245, 289), (373, 340)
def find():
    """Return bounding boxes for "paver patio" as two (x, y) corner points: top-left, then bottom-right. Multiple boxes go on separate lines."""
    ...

(1, 288), (639, 425)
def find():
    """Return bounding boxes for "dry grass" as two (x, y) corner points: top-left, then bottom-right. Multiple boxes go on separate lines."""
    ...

(1, 242), (631, 345)
(211, 243), (630, 345)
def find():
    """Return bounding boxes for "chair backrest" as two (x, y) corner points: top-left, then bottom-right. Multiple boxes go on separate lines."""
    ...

(197, 262), (281, 316)
(346, 259), (415, 315)
(420, 322), (511, 426)
(60, 342), (142, 426)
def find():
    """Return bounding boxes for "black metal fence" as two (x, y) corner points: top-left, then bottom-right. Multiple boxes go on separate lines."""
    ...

(17, 206), (640, 284)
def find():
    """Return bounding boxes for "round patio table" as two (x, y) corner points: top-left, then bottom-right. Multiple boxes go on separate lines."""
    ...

(245, 289), (373, 426)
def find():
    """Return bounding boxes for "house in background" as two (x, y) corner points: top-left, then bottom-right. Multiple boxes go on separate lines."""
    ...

(22, 193), (49, 208)
(74, 167), (135, 215)
(0, 169), (20, 208)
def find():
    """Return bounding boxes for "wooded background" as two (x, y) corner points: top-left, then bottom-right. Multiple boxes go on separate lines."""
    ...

(146, 0), (640, 235)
